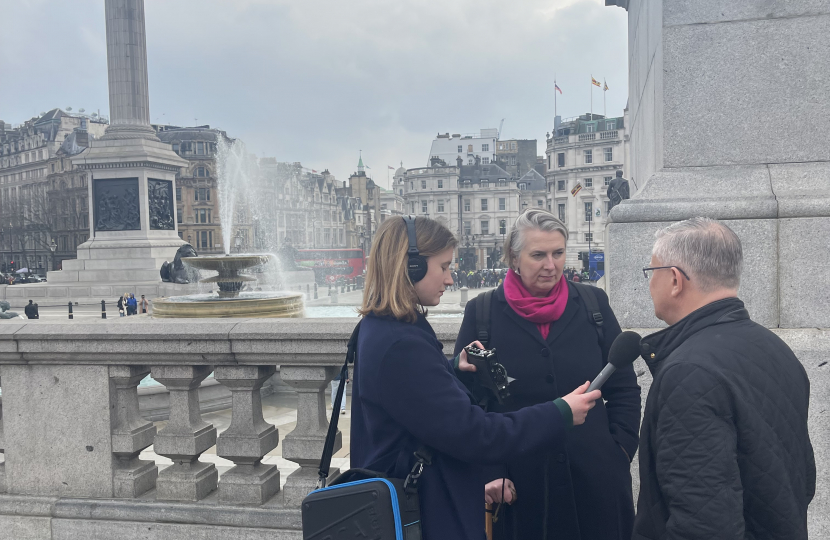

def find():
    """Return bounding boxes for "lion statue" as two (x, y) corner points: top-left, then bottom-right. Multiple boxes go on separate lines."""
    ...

(0, 300), (20, 319)
(160, 244), (199, 284)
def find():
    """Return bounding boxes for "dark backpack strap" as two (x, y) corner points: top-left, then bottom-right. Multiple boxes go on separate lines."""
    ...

(318, 320), (361, 488)
(475, 289), (495, 348)
(570, 282), (604, 346)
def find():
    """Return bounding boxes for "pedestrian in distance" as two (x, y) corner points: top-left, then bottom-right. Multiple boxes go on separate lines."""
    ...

(139, 294), (149, 314)
(24, 299), (39, 319)
(117, 294), (126, 317)
(127, 293), (137, 315)
(635, 217), (815, 540)
(350, 216), (601, 540)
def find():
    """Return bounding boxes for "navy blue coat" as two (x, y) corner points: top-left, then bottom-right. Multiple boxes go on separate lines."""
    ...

(351, 312), (570, 540)
(454, 284), (641, 540)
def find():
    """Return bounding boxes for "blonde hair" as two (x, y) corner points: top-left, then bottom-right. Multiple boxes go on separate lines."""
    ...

(359, 217), (457, 323)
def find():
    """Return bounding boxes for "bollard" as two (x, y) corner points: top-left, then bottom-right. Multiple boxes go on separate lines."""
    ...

(68, 301), (74, 320)
(341, 283), (345, 294)
(101, 299), (107, 319)
(306, 284), (310, 296)
(314, 282), (318, 300)
(460, 286), (469, 308)
(328, 284), (332, 297)
(331, 287), (339, 304)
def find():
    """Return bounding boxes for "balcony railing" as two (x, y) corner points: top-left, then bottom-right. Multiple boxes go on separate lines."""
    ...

(600, 130), (619, 140)
(0, 318), (460, 536)
(578, 133), (596, 142)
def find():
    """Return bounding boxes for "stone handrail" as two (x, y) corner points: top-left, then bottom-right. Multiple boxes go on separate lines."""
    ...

(0, 317), (461, 538)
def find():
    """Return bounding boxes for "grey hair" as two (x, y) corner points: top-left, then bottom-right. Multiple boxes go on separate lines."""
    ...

(652, 217), (742, 292)
(504, 209), (568, 269)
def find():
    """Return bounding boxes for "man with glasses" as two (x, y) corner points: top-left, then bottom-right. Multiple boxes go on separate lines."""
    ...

(634, 217), (815, 540)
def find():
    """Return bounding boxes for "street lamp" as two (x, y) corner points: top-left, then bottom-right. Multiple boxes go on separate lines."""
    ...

(49, 239), (56, 272)
(234, 231), (243, 253)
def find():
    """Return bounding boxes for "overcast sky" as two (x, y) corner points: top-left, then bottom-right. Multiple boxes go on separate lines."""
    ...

(0, 0), (628, 186)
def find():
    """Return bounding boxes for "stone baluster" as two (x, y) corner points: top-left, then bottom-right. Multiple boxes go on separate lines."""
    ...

(280, 366), (341, 506)
(0, 373), (5, 494)
(152, 366), (218, 501)
(214, 365), (280, 504)
(110, 366), (158, 497)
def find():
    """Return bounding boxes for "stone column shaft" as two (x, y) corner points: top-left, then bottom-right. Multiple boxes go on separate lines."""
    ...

(152, 365), (218, 501)
(110, 366), (157, 498)
(280, 366), (341, 507)
(214, 366), (280, 505)
(0, 373), (5, 494)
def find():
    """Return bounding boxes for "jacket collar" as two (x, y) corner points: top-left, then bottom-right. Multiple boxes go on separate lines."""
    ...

(494, 283), (581, 346)
(640, 297), (749, 375)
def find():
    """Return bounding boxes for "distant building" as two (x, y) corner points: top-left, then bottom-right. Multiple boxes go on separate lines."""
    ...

(0, 109), (107, 272)
(495, 139), (540, 178)
(544, 113), (624, 268)
(428, 129), (499, 167)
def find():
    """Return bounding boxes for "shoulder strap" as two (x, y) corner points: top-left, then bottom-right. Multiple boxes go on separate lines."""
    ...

(570, 282), (604, 346)
(318, 320), (361, 488)
(475, 289), (495, 347)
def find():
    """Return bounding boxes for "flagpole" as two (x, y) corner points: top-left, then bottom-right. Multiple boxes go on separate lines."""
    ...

(603, 79), (607, 118)
(590, 75), (593, 120)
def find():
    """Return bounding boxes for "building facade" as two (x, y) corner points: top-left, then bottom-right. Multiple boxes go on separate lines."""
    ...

(545, 113), (624, 268)
(427, 129), (499, 167)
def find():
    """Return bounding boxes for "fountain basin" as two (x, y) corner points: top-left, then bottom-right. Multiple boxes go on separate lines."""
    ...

(152, 291), (304, 318)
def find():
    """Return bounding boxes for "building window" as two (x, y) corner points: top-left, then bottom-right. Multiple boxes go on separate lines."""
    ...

(437, 200), (445, 212)
(195, 187), (210, 201)
(437, 179), (443, 189)
(410, 202), (415, 213)
(584, 150), (593, 164)
(508, 156), (516, 166)
(172, 143), (180, 153)
(468, 158), (474, 165)
(421, 200), (428, 213)
(482, 157), (490, 164)
(464, 199), (471, 212)
(547, 155), (551, 169)
(558, 203), (565, 222)
(604, 147), (613, 162)
(480, 220), (489, 234)
(537, 200), (543, 207)
(557, 180), (566, 191)
(585, 232), (593, 243)
(498, 198), (506, 211)
(458, 145), (463, 153)
(482, 144), (489, 152)
(421, 180), (426, 189)
(177, 211), (182, 224)
(176, 187), (182, 201)
(410, 181), (413, 190)
(586, 124), (595, 133)
(480, 199), (488, 211)
(499, 219), (507, 235)
(604, 176), (612, 186)
(195, 167), (207, 177)
(399, 189), (403, 196)
(606, 121), (616, 130)
(463, 221), (471, 235)
(557, 153), (565, 167)
(585, 178), (593, 188)
(584, 202), (593, 222)
(196, 141), (205, 155)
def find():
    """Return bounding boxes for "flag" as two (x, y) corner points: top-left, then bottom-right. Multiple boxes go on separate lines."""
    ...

(571, 183), (583, 196)
(365, 165), (371, 169)
(388, 165), (394, 170)
(591, 77), (601, 87)
(312, 169), (317, 173)
(604, 80), (609, 91)
(555, 83), (562, 94)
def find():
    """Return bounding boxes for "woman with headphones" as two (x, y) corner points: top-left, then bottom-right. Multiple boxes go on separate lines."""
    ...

(350, 216), (601, 540)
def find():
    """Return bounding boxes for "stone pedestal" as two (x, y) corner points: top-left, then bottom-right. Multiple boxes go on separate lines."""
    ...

(214, 366), (280, 505)
(0, 374), (5, 494)
(152, 366), (218, 501)
(280, 366), (340, 506)
(110, 366), (157, 498)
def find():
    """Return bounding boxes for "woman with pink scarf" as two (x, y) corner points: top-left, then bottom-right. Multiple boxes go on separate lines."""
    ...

(454, 209), (641, 540)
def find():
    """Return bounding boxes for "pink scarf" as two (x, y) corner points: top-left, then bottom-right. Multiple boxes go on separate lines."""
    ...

(503, 268), (568, 339)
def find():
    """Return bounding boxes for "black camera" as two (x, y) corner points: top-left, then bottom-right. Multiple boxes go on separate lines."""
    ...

(464, 345), (514, 404)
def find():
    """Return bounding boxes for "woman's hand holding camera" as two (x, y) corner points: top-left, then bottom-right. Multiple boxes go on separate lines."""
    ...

(457, 340), (484, 373)
(562, 382), (602, 425)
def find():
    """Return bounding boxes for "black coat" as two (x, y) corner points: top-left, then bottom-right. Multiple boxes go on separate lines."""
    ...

(455, 284), (641, 540)
(634, 298), (816, 540)
(350, 312), (571, 540)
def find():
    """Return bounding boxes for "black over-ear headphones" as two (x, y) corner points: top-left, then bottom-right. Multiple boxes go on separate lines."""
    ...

(402, 216), (428, 283)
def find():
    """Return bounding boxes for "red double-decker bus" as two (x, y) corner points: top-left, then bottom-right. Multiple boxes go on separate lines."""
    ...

(295, 248), (365, 284)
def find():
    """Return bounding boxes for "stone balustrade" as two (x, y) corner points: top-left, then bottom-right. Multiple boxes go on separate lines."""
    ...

(0, 318), (825, 539)
(0, 318), (461, 539)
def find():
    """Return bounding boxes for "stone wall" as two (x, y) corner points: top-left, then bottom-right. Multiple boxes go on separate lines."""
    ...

(0, 318), (825, 538)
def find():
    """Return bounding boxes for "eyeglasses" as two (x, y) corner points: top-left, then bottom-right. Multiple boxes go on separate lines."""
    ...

(642, 266), (691, 280)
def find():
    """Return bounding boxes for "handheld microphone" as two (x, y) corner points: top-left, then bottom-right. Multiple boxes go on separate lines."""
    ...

(587, 331), (642, 392)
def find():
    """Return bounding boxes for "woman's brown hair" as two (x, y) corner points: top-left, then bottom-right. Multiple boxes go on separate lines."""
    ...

(359, 216), (457, 323)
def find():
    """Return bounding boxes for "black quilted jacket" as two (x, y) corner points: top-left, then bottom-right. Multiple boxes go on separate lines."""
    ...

(633, 298), (816, 540)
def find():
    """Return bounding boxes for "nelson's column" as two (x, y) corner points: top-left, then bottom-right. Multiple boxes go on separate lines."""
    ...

(46, 0), (188, 297)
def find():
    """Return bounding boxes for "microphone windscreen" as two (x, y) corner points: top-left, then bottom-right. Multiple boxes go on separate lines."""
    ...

(607, 331), (642, 368)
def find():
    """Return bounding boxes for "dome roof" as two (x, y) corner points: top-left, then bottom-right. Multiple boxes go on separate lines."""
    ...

(395, 166), (406, 176)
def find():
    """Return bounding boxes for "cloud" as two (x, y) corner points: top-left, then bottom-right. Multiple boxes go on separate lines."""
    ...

(0, 0), (628, 183)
